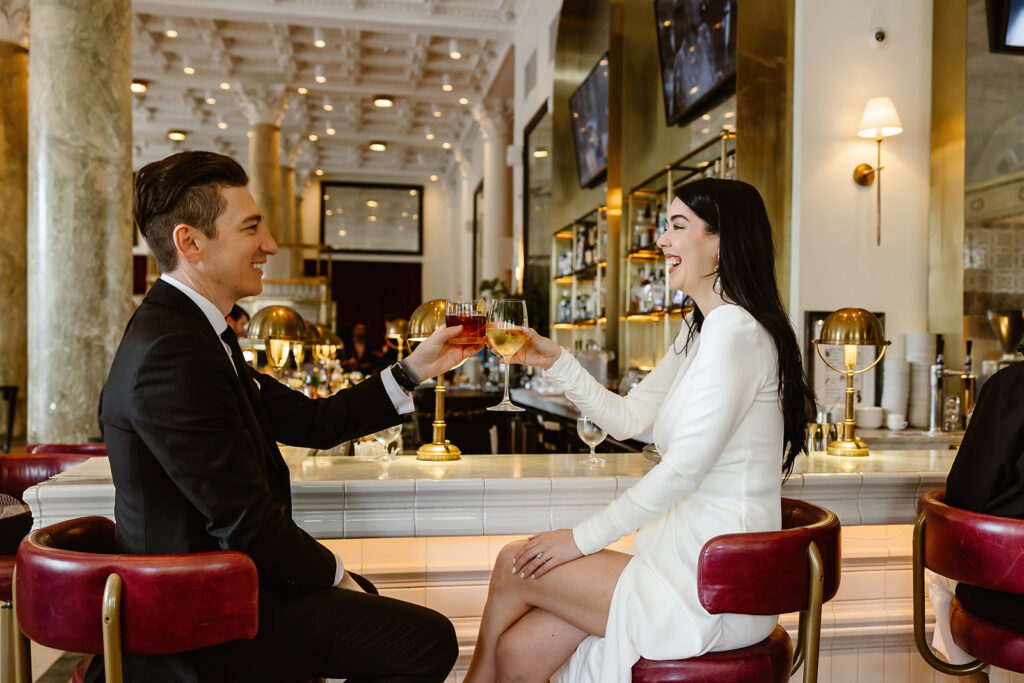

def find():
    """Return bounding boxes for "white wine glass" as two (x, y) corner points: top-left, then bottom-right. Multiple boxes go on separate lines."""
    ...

(577, 414), (607, 465)
(266, 338), (292, 381)
(373, 425), (402, 461)
(485, 299), (528, 412)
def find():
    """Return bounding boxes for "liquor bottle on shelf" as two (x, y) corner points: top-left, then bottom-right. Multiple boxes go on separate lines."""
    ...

(671, 286), (686, 308)
(633, 206), (651, 250)
(558, 292), (572, 323)
(654, 201), (667, 244)
(640, 265), (654, 313)
(630, 266), (645, 314)
(725, 151), (737, 179)
(600, 280), (607, 319)
(652, 269), (666, 311)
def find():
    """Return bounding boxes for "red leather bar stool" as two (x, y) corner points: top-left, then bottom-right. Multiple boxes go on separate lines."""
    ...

(13, 516), (259, 683)
(912, 489), (1024, 675)
(24, 443), (107, 456)
(0, 453), (94, 683)
(631, 497), (841, 683)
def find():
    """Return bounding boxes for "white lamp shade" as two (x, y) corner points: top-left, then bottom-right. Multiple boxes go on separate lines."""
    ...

(857, 97), (903, 139)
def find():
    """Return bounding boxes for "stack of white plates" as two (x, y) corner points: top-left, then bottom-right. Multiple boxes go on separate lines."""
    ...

(880, 358), (910, 417)
(905, 333), (936, 428)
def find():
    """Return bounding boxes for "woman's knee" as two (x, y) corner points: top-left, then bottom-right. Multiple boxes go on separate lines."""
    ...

(495, 628), (534, 683)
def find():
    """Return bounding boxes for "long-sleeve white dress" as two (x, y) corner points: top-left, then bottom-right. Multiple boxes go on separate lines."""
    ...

(548, 304), (784, 683)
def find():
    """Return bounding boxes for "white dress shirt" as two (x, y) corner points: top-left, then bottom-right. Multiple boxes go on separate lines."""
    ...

(159, 273), (414, 584)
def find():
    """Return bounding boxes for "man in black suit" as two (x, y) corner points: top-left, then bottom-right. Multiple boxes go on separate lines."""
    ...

(926, 361), (1024, 682)
(94, 151), (480, 682)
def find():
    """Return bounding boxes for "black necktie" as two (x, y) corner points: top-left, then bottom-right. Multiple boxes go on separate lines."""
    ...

(220, 328), (255, 399)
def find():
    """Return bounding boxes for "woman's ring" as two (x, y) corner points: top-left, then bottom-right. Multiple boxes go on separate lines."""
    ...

(536, 552), (544, 560)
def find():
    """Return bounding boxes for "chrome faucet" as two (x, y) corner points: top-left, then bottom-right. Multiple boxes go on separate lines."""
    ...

(928, 338), (975, 434)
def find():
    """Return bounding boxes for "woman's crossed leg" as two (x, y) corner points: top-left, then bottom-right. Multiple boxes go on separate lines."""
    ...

(465, 539), (631, 683)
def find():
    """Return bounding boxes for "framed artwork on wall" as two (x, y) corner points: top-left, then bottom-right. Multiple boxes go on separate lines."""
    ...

(319, 181), (423, 255)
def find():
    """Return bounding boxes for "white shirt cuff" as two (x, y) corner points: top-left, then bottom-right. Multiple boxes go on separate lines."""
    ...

(381, 366), (415, 414)
(333, 552), (346, 585)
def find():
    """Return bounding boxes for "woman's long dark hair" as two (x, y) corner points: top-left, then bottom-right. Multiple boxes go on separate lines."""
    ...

(674, 178), (814, 476)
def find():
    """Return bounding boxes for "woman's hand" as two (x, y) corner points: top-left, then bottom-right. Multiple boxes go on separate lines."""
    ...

(404, 325), (484, 380)
(493, 328), (562, 370)
(511, 529), (582, 579)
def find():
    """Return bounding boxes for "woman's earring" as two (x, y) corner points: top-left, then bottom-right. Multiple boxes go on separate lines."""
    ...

(713, 265), (722, 295)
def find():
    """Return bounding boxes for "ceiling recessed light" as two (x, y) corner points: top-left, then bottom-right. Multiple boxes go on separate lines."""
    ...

(313, 27), (326, 48)
(424, 127), (435, 141)
(314, 65), (326, 84)
(368, 216), (377, 222)
(431, 104), (442, 118)
(315, 169), (324, 176)
(163, 19), (177, 38)
(220, 81), (231, 90)
(217, 118), (228, 130)
(338, 229), (346, 236)
(448, 39), (462, 60)
(429, 174), (438, 181)
(308, 133), (319, 141)
(130, 79), (149, 93)
(247, 130), (253, 138)
(409, 190), (417, 196)
(297, 86), (308, 95)
(458, 97), (469, 105)
(323, 194), (329, 200)
(366, 200), (379, 207)
(167, 129), (187, 141)
(701, 127), (710, 134)
(204, 89), (216, 105)
(325, 123), (336, 135)
(701, 114), (711, 121)
(373, 95), (394, 108)
(323, 95), (334, 112)
(533, 148), (548, 158)
(441, 73), (453, 92)
(401, 211), (408, 217)
(368, 141), (387, 152)
(182, 60), (195, 76)
(325, 209), (333, 216)
(724, 111), (735, 118)
(441, 141), (452, 150)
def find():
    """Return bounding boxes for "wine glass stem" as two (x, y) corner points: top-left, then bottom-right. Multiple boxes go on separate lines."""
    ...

(590, 445), (596, 459)
(502, 357), (512, 403)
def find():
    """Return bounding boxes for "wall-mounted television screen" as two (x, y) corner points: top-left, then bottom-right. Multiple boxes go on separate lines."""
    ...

(987, 0), (1024, 54)
(569, 53), (609, 188)
(654, 0), (736, 127)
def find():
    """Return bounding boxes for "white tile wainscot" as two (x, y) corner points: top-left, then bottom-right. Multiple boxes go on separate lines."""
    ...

(28, 449), (1017, 682)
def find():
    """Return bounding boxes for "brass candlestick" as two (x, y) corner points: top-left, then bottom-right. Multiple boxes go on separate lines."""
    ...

(408, 299), (462, 461)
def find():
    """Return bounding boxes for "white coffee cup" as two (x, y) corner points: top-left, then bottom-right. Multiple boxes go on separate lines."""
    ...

(886, 413), (908, 431)
(854, 405), (884, 429)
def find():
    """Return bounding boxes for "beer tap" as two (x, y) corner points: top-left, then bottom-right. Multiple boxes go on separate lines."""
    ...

(928, 336), (976, 434)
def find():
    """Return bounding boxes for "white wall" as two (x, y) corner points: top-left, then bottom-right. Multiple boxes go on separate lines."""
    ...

(791, 0), (933, 354)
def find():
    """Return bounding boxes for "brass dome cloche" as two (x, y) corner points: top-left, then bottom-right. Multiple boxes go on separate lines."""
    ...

(407, 300), (447, 342)
(814, 308), (889, 347)
(247, 306), (307, 341)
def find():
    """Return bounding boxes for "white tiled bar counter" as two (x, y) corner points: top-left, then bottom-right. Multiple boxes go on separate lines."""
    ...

(24, 450), (1024, 682)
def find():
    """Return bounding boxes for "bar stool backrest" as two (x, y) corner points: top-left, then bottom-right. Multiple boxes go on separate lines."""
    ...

(26, 443), (107, 455)
(0, 453), (92, 502)
(697, 497), (842, 615)
(918, 489), (1024, 593)
(15, 516), (259, 655)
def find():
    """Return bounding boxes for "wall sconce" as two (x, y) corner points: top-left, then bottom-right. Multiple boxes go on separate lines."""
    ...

(853, 96), (903, 246)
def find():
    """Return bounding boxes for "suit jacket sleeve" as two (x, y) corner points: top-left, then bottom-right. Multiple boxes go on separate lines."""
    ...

(132, 332), (336, 591)
(251, 369), (401, 448)
(946, 364), (1024, 518)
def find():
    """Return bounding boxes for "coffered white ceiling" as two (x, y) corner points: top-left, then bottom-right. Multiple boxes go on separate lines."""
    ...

(130, 0), (524, 183)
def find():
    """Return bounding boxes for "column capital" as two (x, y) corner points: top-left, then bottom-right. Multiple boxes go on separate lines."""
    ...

(472, 98), (513, 141)
(238, 84), (288, 126)
(0, 0), (29, 48)
(294, 165), (312, 195)
(280, 132), (302, 167)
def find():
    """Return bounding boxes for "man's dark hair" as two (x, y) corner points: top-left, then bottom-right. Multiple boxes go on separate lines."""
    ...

(227, 304), (248, 321)
(133, 151), (248, 272)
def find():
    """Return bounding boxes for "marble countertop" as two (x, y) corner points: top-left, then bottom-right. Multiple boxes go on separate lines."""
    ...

(24, 449), (954, 537)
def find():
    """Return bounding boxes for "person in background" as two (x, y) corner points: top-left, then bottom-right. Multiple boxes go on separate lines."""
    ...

(922, 360), (1024, 682)
(341, 322), (382, 374)
(225, 304), (249, 337)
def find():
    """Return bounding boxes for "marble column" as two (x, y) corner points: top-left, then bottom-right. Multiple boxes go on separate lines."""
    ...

(27, 0), (133, 443)
(0, 1), (29, 441)
(473, 99), (514, 288)
(452, 149), (474, 299)
(295, 164), (310, 276)
(280, 134), (302, 277)
(239, 84), (288, 279)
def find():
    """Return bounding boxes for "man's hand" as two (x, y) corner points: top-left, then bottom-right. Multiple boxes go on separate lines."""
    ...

(511, 529), (583, 579)
(403, 325), (484, 381)
(492, 328), (562, 370)
(337, 571), (366, 592)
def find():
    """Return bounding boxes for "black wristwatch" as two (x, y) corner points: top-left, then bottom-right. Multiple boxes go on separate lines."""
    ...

(390, 360), (421, 392)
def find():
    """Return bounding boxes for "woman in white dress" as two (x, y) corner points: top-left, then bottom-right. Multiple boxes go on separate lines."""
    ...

(464, 179), (814, 683)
